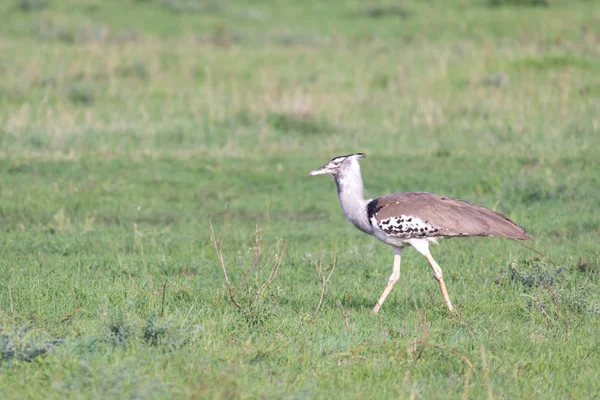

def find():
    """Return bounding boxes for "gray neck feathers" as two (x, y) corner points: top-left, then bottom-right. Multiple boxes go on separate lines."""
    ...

(334, 160), (373, 235)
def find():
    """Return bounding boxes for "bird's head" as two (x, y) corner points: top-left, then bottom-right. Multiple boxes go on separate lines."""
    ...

(308, 153), (366, 178)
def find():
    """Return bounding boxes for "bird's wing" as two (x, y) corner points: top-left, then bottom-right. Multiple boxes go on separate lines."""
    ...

(367, 192), (531, 240)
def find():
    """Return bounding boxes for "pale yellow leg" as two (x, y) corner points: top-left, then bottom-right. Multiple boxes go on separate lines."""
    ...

(373, 248), (403, 313)
(424, 253), (454, 311)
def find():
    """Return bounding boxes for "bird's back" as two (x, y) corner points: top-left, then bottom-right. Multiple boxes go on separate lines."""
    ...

(367, 192), (531, 240)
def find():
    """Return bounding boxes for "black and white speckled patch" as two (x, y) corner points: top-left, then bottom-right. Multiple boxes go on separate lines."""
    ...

(371, 214), (441, 238)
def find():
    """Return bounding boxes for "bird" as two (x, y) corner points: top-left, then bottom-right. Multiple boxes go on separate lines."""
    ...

(308, 153), (531, 313)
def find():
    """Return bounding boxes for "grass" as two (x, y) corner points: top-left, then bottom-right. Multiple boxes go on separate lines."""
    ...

(1, 0), (600, 398)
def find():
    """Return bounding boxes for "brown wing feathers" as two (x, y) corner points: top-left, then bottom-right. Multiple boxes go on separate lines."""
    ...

(368, 192), (531, 240)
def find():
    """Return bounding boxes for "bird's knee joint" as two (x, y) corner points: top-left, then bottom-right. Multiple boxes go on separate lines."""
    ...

(432, 270), (443, 281)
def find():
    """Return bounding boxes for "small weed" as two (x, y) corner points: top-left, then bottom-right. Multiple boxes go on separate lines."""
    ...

(511, 55), (590, 71)
(0, 325), (61, 363)
(371, 72), (392, 90)
(208, 23), (243, 47)
(116, 61), (150, 80)
(505, 179), (570, 205)
(67, 85), (95, 105)
(52, 360), (173, 397)
(488, 0), (549, 6)
(574, 257), (599, 276)
(504, 258), (600, 317)
(556, 286), (600, 315)
(143, 312), (168, 345)
(579, 84), (600, 98)
(18, 0), (49, 12)
(209, 208), (287, 328)
(104, 317), (130, 345)
(34, 17), (76, 42)
(358, 5), (409, 18)
(508, 258), (565, 288)
(267, 112), (334, 136)
(101, 312), (201, 349)
(224, 110), (257, 129)
(270, 33), (325, 48)
(482, 72), (509, 87)
(33, 16), (111, 43)
(521, 185), (568, 204)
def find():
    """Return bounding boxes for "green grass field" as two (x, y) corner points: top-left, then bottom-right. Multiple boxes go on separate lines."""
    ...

(1, 0), (600, 398)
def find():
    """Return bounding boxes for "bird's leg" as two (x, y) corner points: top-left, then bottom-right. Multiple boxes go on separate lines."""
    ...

(373, 248), (403, 313)
(423, 253), (454, 311)
(407, 239), (454, 311)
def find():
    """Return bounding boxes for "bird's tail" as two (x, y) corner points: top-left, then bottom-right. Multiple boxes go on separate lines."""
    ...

(485, 209), (532, 240)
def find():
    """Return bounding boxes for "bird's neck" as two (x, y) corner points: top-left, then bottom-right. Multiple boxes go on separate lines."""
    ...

(335, 164), (373, 235)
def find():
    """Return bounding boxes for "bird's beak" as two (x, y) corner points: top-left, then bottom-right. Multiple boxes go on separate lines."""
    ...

(307, 167), (328, 176)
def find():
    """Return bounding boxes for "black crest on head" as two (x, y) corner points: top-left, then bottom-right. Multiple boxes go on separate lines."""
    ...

(328, 153), (366, 163)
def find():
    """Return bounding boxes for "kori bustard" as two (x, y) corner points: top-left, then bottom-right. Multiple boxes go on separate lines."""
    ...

(308, 153), (531, 312)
